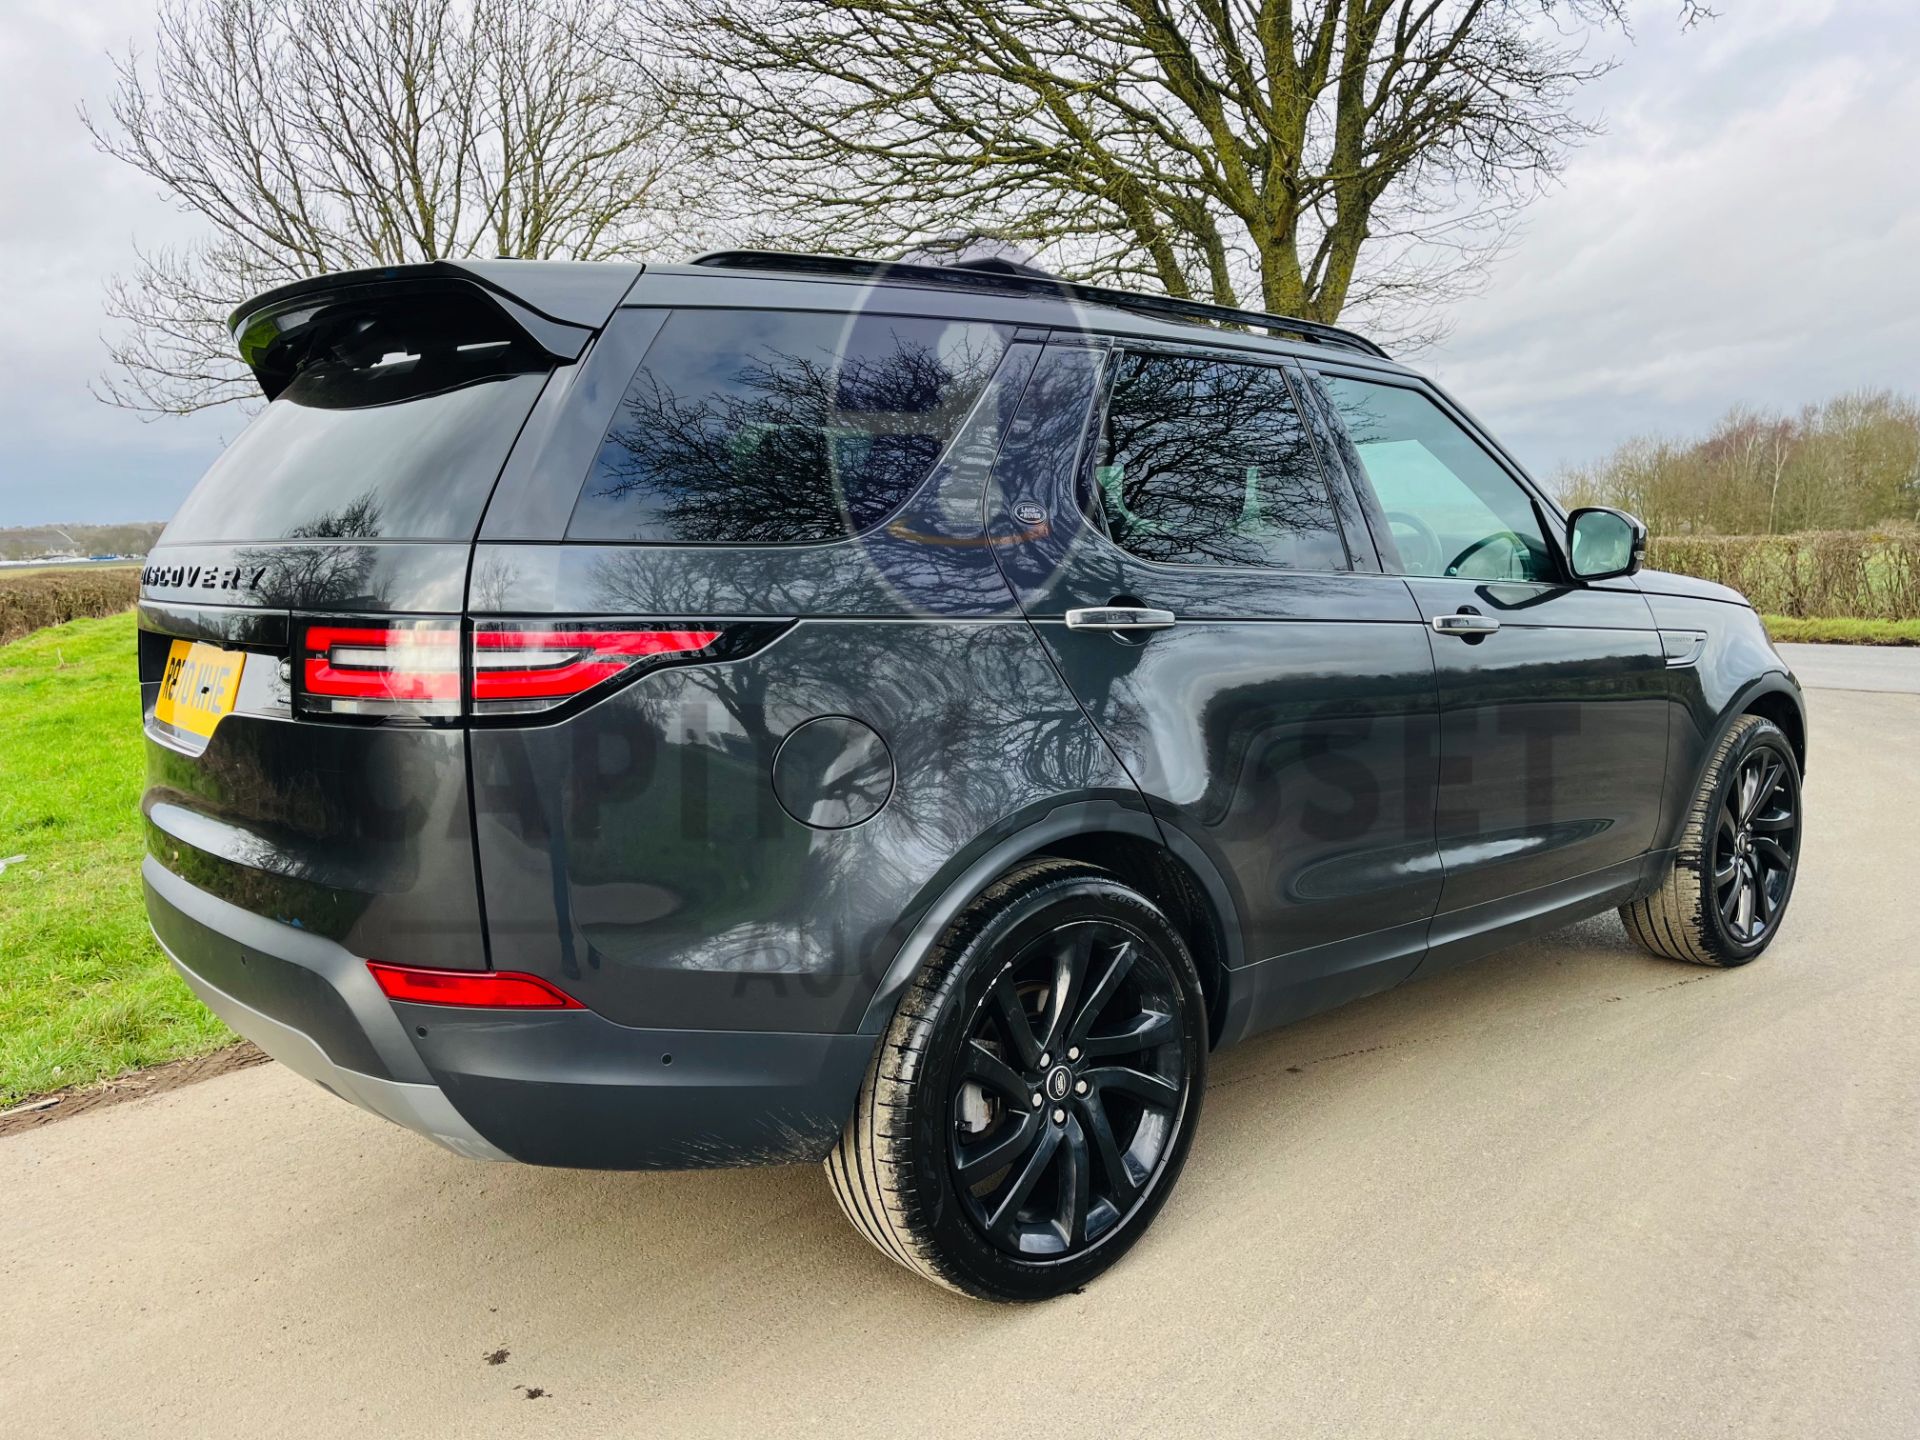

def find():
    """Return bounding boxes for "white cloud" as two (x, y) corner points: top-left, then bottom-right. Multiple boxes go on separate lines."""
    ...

(1424, 4), (1920, 483)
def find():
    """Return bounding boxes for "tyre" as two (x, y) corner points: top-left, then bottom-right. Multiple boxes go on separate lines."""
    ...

(1621, 714), (1803, 967)
(826, 858), (1208, 1301)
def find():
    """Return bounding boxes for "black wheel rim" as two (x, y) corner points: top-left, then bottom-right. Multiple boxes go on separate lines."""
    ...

(1712, 747), (1800, 946)
(947, 920), (1189, 1261)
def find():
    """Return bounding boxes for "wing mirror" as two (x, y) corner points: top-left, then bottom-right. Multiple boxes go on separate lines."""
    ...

(1567, 507), (1646, 580)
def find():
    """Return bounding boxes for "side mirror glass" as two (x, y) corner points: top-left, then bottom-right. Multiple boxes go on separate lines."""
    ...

(1568, 506), (1646, 580)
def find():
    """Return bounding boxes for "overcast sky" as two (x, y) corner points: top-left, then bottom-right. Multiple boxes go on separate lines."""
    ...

(1, 0), (1916, 528)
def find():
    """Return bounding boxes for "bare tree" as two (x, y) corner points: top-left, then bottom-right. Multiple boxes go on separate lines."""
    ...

(647, 0), (1707, 342)
(87, 0), (697, 415)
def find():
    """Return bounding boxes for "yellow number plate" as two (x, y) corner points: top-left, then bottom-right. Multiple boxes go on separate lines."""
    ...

(155, 640), (246, 740)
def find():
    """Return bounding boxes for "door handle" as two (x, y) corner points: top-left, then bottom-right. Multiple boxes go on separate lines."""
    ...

(1065, 606), (1178, 633)
(1431, 612), (1500, 637)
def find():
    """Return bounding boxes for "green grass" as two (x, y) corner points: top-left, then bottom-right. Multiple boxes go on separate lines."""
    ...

(0, 612), (229, 1106)
(1761, 615), (1920, 646)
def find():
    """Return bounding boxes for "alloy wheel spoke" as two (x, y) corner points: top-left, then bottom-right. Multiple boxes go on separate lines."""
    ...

(1080, 1007), (1177, 1060)
(962, 1040), (1031, 1103)
(1751, 806), (1795, 834)
(1067, 939), (1136, 1047)
(1087, 1064), (1181, 1113)
(1077, 1089), (1139, 1204)
(1734, 870), (1756, 936)
(1719, 872), (1745, 925)
(1058, 1117), (1093, 1248)
(1756, 873), (1777, 923)
(955, 1107), (1043, 1186)
(1712, 856), (1739, 890)
(1042, 928), (1095, 1056)
(1745, 761), (1782, 824)
(1754, 836), (1793, 873)
(989, 971), (1043, 1070)
(984, 1117), (1062, 1235)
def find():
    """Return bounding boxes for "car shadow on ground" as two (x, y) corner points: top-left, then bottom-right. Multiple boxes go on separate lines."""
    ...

(353, 909), (1706, 1323)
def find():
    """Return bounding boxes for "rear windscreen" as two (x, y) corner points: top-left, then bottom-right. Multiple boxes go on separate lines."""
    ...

(165, 292), (551, 543)
(567, 309), (1010, 544)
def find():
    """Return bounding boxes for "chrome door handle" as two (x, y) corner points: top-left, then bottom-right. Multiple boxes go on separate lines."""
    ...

(1431, 613), (1500, 637)
(1065, 606), (1178, 632)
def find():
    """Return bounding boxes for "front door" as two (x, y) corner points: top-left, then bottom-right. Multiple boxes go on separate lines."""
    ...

(1305, 368), (1670, 967)
(990, 339), (1445, 1036)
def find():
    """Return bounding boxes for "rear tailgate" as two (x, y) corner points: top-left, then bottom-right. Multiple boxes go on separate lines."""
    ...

(141, 266), (633, 981)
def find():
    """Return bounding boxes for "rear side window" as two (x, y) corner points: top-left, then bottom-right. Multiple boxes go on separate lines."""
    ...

(568, 310), (1010, 544)
(166, 291), (551, 543)
(1093, 351), (1347, 571)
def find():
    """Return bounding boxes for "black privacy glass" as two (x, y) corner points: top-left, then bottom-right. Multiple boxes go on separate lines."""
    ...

(166, 296), (550, 544)
(1094, 353), (1347, 571)
(569, 310), (1010, 544)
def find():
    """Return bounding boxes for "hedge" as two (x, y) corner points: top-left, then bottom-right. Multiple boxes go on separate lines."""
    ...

(1648, 531), (1920, 620)
(0, 569), (141, 646)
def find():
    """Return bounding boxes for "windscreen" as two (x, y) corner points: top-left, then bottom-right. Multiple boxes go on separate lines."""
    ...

(165, 291), (552, 543)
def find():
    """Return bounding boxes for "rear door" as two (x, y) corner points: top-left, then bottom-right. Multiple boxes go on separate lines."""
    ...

(1301, 366), (1669, 967)
(139, 276), (588, 972)
(991, 338), (1445, 1038)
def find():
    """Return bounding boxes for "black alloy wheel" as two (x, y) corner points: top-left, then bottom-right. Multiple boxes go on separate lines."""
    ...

(949, 918), (1188, 1258)
(826, 859), (1207, 1300)
(1711, 745), (1800, 946)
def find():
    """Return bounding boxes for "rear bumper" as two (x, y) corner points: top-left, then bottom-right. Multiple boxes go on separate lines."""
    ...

(143, 857), (877, 1169)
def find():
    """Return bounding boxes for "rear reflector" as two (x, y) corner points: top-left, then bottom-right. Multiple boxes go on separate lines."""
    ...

(367, 961), (584, 1010)
(301, 621), (461, 719)
(470, 624), (721, 715)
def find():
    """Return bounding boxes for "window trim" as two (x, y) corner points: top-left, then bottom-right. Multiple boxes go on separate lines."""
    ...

(1070, 337), (1360, 579)
(1300, 362), (1575, 586)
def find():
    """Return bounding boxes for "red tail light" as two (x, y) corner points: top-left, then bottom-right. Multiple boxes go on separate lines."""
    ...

(297, 617), (765, 723)
(367, 961), (584, 1009)
(301, 621), (461, 718)
(471, 624), (721, 715)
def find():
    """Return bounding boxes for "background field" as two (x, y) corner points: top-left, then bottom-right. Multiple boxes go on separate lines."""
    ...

(0, 611), (227, 1106)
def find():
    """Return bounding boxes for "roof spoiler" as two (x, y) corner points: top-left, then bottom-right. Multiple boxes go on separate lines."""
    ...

(229, 259), (643, 400)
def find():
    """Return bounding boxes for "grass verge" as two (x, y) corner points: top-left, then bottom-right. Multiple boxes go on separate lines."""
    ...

(1761, 615), (1920, 646)
(0, 611), (229, 1108)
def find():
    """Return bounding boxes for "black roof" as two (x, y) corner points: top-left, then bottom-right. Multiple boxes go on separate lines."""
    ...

(689, 249), (1388, 360)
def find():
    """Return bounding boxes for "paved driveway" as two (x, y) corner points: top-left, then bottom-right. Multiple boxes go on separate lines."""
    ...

(3, 683), (1916, 1438)
(1774, 641), (1920, 693)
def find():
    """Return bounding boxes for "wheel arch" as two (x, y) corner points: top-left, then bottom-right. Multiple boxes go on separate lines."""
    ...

(1739, 681), (1807, 778)
(856, 799), (1244, 1047)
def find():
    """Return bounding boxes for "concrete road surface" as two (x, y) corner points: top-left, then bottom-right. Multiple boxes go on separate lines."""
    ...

(4, 685), (1917, 1439)
(1774, 641), (1920, 693)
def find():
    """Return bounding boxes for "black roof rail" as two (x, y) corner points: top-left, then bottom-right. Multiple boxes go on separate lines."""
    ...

(687, 249), (1389, 360)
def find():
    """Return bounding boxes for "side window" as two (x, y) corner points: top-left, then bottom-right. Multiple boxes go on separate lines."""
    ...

(568, 310), (1009, 544)
(1093, 352), (1348, 571)
(1317, 375), (1553, 582)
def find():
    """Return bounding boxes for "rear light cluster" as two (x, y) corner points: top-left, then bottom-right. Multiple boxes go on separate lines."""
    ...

(298, 619), (728, 721)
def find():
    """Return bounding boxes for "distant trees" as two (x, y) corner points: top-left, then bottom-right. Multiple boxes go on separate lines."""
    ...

(86, 0), (696, 415)
(1560, 391), (1920, 537)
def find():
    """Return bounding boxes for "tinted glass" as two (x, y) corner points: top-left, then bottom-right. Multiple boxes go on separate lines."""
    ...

(1318, 375), (1553, 582)
(166, 298), (550, 543)
(569, 310), (1010, 544)
(1093, 352), (1346, 570)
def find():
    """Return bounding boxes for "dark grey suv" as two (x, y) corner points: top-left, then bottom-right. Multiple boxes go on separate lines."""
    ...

(139, 251), (1806, 1299)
